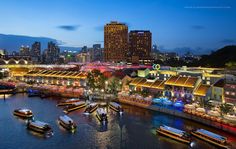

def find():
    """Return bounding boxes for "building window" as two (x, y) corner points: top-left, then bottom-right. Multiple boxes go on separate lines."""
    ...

(232, 92), (235, 96)
(225, 91), (230, 95)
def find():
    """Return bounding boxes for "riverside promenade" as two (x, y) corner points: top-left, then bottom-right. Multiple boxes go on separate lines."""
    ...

(118, 97), (236, 136)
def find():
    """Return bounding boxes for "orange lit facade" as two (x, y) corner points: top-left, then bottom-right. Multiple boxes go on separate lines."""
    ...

(104, 21), (128, 62)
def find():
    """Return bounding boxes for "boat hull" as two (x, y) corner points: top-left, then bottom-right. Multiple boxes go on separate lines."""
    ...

(191, 132), (229, 149)
(157, 129), (190, 144)
(58, 120), (76, 131)
(85, 104), (98, 114)
(13, 111), (33, 119)
(64, 104), (86, 113)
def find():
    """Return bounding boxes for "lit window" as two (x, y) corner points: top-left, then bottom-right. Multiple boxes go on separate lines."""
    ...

(232, 92), (236, 96)
(225, 91), (229, 95)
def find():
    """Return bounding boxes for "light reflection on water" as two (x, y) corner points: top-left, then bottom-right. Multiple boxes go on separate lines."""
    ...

(0, 93), (235, 149)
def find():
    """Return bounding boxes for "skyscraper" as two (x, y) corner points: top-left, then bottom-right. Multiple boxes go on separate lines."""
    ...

(129, 30), (152, 59)
(104, 21), (128, 62)
(31, 42), (41, 63)
(43, 42), (60, 64)
(19, 45), (30, 56)
(31, 42), (41, 57)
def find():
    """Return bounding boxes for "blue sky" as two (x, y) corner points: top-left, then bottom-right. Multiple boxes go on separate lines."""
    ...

(0, 0), (236, 54)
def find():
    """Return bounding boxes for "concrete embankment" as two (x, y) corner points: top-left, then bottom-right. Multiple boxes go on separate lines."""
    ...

(118, 99), (236, 136)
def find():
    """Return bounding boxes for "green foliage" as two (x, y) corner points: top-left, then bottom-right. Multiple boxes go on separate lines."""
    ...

(219, 103), (234, 116)
(87, 69), (106, 91)
(108, 77), (122, 96)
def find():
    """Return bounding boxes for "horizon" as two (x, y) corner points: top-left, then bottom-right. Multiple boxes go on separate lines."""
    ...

(0, 0), (236, 54)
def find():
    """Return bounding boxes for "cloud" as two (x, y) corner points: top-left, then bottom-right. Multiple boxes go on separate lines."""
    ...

(191, 25), (205, 30)
(57, 25), (80, 31)
(220, 39), (236, 44)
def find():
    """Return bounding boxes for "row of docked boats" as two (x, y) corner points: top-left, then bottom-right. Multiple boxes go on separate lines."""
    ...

(156, 125), (230, 149)
(13, 108), (77, 137)
(12, 100), (124, 137)
(57, 98), (123, 115)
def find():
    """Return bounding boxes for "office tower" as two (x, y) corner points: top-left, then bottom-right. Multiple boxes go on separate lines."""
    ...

(19, 45), (30, 56)
(129, 30), (152, 59)
(104, 21), (128, 62)
(31, 42), (41, 63)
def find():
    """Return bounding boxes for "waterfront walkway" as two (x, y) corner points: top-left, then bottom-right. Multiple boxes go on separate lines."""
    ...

(118, 97), (236, 136)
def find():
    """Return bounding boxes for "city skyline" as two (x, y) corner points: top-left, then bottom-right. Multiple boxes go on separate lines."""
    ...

(0, 0), (236, 54)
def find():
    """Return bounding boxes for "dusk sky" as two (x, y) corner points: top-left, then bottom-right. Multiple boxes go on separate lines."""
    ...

(0, 0), (236, 54)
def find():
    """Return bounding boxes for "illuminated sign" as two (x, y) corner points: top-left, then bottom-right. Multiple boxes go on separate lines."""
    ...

(152, 64), (160, 70)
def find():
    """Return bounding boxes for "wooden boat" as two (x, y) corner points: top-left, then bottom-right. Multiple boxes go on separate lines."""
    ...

(191, 129), (229, 149)
(63, 101), (86, 113)
(157, 125), (191, 144)
(57, 98), (80, 106)
(13, 108), (33, 118)
(84, 103), (98, 114)
(58, 115), (76, 132)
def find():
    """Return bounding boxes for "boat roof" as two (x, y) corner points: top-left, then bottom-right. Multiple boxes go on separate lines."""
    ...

(74, 101), (85, 105)
(110, 102), (121, 107)
(31, 120), (49, 127)
(97, 108), (107, 114)
(67, 98), (80, 102)
(89, 102), (97, 106)
(196, 129), (226, 141)
(59, 115), (73, 123)
(161, 125), (185, 135)
(19, 109), (31, 113)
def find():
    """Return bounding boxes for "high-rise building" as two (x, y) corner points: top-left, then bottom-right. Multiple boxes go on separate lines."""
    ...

(89, 44), (103, 62)
(19, 45), (30, 56)
(31, 42), (41, 63)
(104, 21), (128, 62)
(43, 42), (60, 64)
(129, 30), (152, 59)
(31, 42), (41, 57)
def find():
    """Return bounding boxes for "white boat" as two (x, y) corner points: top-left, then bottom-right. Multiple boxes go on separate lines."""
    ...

(27, 120), (53, 137)
(57, 98), (80, 106)
(58, 115), (76, 132)
(157, 125), (191, 144)
(63, 101), (86, 113)
(84, 103), (98, 114)
(96, 108), (108, 123)
(13, 108), (33, 118)
(191, 129), (229, 148)
(109, 102), (123, 114)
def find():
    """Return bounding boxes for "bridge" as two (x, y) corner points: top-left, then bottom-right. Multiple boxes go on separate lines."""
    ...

(0, 64), (77, 69)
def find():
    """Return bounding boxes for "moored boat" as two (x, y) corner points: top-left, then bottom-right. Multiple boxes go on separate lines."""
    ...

(57, 98), (80, 106)
(84, 103), (98, 114)
(157, 125), (191, 144)
(27, 120), (53, 137)
(96, 108), (108, 123)
(191, 129), (229, 149)
(63, 101), (86, 113)
(58, 115), (76, 132)
(109, 102), (123, 114)
(13, 108), (33, 118)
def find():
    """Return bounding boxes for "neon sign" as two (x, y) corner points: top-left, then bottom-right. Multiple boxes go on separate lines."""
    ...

(152, 64), (160, 70)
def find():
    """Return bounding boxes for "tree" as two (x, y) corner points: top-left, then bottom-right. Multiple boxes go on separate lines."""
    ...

(108, 77), (122, 96)
(219, 103), (234, 116)
(87, 69), (106, 91)
(0, 72), (3, 79)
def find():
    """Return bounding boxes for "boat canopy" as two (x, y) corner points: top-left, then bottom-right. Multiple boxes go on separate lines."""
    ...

(31, 121), (49, 128)
(161, 125), (185, 136)
(97, 108), (107, 115)
(59, 115), (73, 124)
(110, 102), (121, 108)
(19, 109), (31, 113)
(74, 101), (85, 105)
(196, 129), (226, 141)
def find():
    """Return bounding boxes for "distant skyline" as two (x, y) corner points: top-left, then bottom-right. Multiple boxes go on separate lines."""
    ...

(0, 0), (236, 54)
